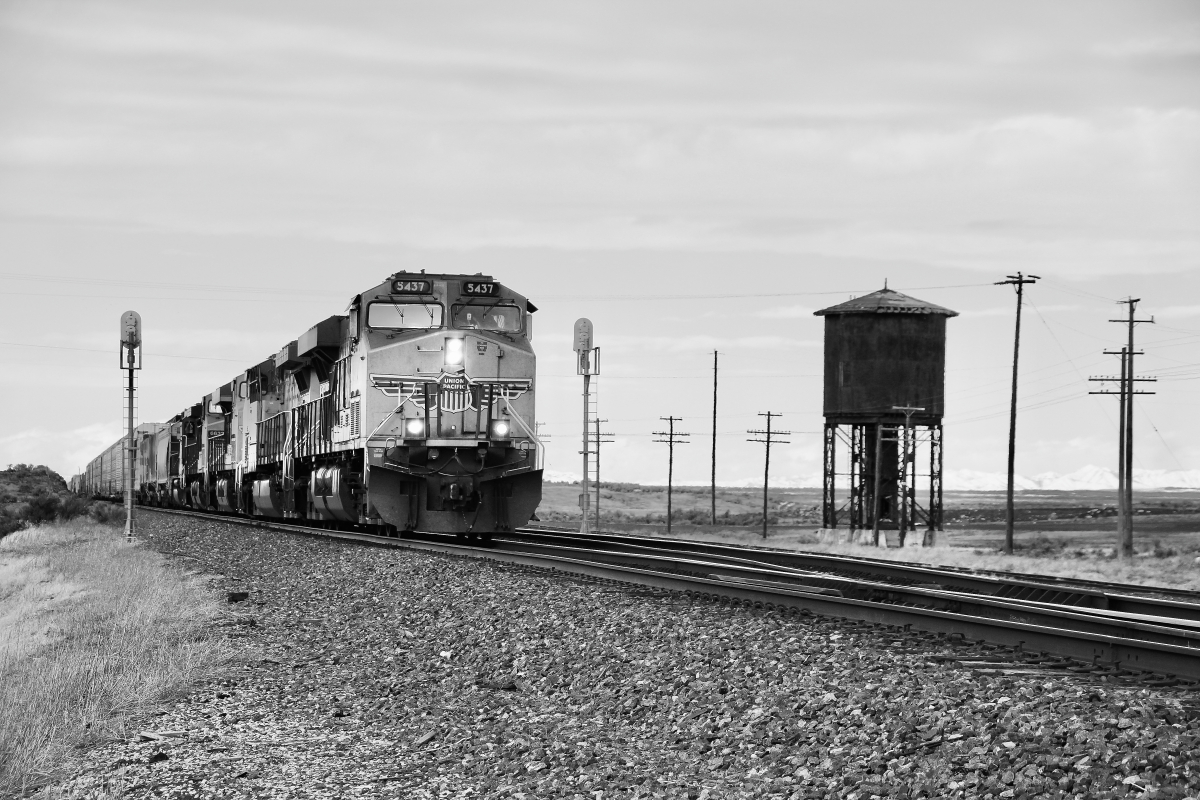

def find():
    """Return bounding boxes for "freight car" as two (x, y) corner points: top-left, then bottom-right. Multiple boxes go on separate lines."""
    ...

(76, 272), (543, 538)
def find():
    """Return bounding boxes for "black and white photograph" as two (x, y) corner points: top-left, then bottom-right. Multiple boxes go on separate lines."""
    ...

(1, 1), (1198, 798)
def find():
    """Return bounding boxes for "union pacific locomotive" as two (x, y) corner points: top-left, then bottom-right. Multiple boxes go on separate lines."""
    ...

(75, 273), (542, 539)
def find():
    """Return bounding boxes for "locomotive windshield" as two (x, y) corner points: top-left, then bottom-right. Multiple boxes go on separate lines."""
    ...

(452, 303), (521, 332)
(367, 302), (444, 330)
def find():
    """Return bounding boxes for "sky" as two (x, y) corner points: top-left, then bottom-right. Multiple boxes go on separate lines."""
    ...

(1, 0), (1197, 487)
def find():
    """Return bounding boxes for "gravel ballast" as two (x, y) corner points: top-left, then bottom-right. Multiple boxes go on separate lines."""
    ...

(53, 512), (1200, 799)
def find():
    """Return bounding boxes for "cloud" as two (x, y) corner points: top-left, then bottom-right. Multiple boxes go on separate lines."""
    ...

(599, 334), (817, 354)
(0, 423), (122, 478)
(1156, 305), (1200, 319)
(958, 304), (1079, 318)
(757, 305), (817, 319)
(1092, 34), (1200, 61)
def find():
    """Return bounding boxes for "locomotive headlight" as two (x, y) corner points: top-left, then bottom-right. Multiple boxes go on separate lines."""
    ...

(445, 337), (464, 366)
(489, 419), (510, 439)
(405, 418), (425, 437)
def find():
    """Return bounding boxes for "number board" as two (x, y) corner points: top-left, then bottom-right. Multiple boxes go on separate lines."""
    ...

(392, 279), (432, 294)
(462, 281), (499, 297)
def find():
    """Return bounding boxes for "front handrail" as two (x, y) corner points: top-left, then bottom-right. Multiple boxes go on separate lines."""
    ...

(502, 398), (543, 471)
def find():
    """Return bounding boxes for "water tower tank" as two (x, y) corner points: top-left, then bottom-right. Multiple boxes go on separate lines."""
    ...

(815, 287), (957, 424)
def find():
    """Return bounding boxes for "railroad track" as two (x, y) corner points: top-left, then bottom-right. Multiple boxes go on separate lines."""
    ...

(139, 508), (1200, 683)
(517, 525), (1200, 622)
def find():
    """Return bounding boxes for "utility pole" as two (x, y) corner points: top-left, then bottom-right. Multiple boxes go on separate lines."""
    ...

(652, 417), (690, 535)
(1089, 299), (1155, 559)
(573, 319), (598, 533)
(592, 418), (614, 530)
(995, 272), (1039, 554)
(747, 412), (791, 539)
(119, 311), (142, 540)
(711, 350), (718, 526)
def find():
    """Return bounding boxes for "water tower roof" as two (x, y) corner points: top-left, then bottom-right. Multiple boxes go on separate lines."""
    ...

(814, 287), (958, 317)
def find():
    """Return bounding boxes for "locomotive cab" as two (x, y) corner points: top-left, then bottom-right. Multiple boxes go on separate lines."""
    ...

(358, 273), (542, 536)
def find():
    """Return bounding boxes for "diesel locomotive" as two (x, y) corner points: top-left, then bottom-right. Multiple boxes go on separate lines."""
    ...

(76, 272), (543, 538)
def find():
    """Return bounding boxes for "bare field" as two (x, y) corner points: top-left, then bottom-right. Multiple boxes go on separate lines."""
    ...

(536, 483), (1200, 592)
(0, 521), (233, 797)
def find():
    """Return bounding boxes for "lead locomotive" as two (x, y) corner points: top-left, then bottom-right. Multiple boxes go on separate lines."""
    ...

(77, 272), (542, 538)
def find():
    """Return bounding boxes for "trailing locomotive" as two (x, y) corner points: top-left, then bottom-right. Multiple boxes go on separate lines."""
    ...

(76, 272), (543, 538)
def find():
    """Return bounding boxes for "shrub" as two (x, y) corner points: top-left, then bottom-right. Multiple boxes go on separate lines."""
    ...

(22, 494), (61, 524)
(57, 496), (90, 521)
(1152, 540), (1178, 559)
(89, 502), (125, 526)
(0, 511), (22, 540)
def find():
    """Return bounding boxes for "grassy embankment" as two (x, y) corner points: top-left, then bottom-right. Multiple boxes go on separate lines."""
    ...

(0, 515), (233, 797)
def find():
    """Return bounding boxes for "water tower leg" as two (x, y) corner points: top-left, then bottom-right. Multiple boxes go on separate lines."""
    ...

(871, 424), (883, 547)
(850, 424), (864, 534)
(822, 423), (836, 528)
(926, 424), (943, 546)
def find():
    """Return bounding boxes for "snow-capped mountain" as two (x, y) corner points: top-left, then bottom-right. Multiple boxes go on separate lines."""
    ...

(547, 466), (1200, 490)
(944, 466), (1200, 491)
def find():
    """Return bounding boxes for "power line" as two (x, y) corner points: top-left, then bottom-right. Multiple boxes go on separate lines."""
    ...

(1027, 300), (1118, 433)
(536, 281), (995, 302)
(1138, 405), (1185, 471)
(0, 270), (334, 297)
(0, 340), (247, 363)
(0, 290), (329, 304)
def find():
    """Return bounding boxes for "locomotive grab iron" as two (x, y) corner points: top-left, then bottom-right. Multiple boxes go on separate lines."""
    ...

(76, 272), (543, 538)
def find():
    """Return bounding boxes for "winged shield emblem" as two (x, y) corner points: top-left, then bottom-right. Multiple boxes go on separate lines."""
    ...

(369, 371), (531, 413)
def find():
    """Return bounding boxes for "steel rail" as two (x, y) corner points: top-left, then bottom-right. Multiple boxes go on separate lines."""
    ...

(513, 527), (1200, 622)
(139, 508), (1200, 680)
(488, 538), (1200, 648)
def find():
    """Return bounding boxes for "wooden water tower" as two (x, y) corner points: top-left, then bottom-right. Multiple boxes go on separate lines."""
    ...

(815, 287), (957, 545)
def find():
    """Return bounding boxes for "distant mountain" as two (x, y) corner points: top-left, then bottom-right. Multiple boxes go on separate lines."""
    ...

(944, 466), (1200, 491)
(546, 465), (1200, 491)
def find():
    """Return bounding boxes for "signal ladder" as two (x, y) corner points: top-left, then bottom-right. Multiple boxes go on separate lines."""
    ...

(582, 378), (614, 529)
(119, 370), (139, 496)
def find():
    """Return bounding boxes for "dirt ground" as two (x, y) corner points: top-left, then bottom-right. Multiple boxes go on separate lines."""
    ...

(535, 483), (1200, 592)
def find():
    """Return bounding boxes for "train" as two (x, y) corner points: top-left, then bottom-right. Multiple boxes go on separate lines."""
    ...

(74, 272), (543, 539)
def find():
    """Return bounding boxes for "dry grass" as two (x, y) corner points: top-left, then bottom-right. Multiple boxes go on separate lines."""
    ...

(806, 537), (1200, 592)
(0, 521), (233, 798)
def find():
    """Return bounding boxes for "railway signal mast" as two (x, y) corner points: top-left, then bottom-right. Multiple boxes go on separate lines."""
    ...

(574, 318), (599, 534)
(119, 310), (142, 541)
(747, 411), (790, 539)
(1088, 299), (1156, 560)
(652, 417), (690, 535)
